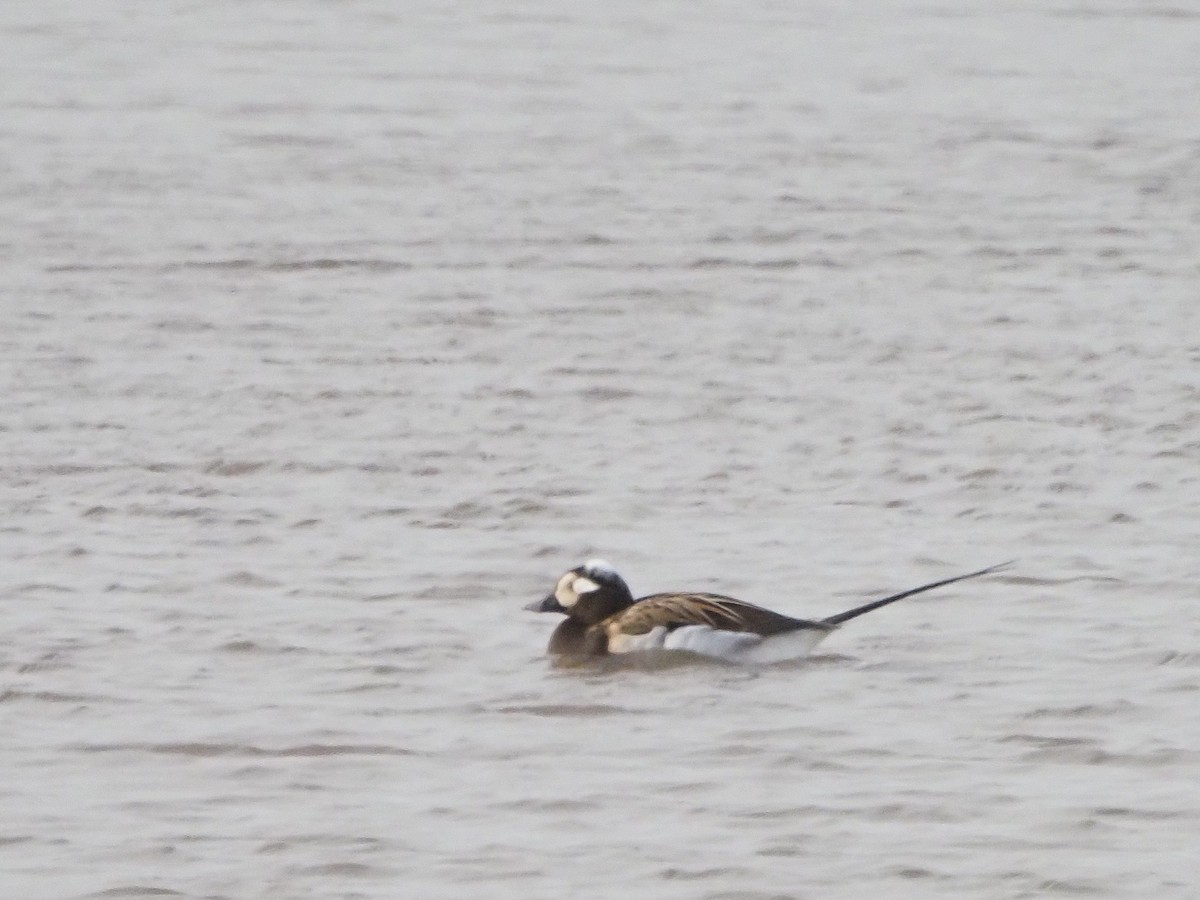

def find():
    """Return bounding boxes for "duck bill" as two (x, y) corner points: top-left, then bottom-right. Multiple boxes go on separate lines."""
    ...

(525, 593), (566, 614)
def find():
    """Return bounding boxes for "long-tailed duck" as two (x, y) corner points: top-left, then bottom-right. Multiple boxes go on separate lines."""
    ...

(526, 559), (1009, 663)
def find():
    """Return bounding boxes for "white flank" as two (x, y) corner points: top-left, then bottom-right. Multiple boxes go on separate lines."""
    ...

(608, 624), (834, 664)
(663, 625), (762, 658)
(608, 626), (671, 654)
(735, 627), (832, 664)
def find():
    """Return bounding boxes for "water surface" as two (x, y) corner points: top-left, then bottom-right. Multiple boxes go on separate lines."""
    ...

(3, 1), (1199, 898)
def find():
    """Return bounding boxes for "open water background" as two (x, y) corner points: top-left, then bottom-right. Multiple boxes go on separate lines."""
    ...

(2, 1), (1199, 897)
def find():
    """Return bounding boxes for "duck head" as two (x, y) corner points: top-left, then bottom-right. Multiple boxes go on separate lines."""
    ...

(525, 559), (635, 625)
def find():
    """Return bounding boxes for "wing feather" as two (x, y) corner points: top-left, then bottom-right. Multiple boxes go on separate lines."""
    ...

(608, 592), (828, 637)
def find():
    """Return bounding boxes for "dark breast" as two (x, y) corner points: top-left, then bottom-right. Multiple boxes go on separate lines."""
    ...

(547, 618), (610, 658)
(547, 618), (587, 656)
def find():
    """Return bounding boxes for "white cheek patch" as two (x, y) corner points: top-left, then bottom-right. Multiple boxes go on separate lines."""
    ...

(571, 576), (601, 594)
(554, 573), (578, 607)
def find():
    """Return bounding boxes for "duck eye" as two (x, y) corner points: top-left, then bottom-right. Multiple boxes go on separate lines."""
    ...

(572, 576), (601, 594)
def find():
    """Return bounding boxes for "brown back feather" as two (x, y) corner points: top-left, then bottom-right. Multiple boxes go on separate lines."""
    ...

(608, 592), (827, 637)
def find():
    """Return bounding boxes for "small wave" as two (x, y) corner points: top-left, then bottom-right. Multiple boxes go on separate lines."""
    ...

(1157, 651), (1200, 666)
(0, 689), (120, 704)
(1002, 735), (1191, 767)
(10, 583), (74, 594)
(493, 703), (636, 717)
(548, 650), (755, 673)
(215, 639), (309, 654)
(660, 866), (750, 881)
(292, 862), (382, 877)
(220, 571), (282, 588)
(1092, 806), (1189, 821)
(490, 798), (598, 814)
(1021, 700), (1138, 718)
(204, 459), (269, 476)
(68, 742), (419, 758)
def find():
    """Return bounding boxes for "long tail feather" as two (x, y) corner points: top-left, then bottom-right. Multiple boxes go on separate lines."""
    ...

(821, 561), (1013, 627)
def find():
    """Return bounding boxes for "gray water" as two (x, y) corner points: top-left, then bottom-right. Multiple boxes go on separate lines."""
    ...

(3, 1), (1199, 898)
